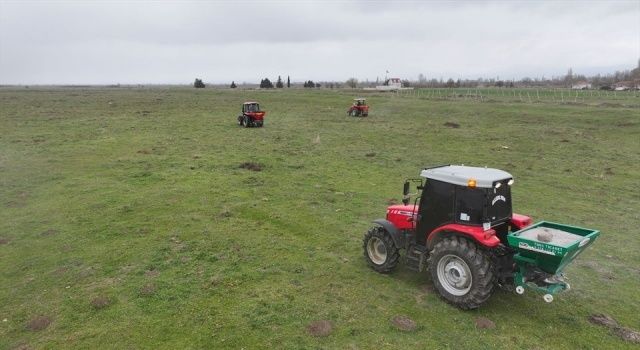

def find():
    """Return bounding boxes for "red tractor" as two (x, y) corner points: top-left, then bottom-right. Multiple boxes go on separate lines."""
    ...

(237, 101), (265, 127)
(347, 98), (369, 117)
(363, 165), (599, 309)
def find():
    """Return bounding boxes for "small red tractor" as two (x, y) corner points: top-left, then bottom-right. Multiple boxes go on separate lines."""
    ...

(363, 165), (599, 309)
(347, 98), (369, 117)
(237, 101), (265, 127)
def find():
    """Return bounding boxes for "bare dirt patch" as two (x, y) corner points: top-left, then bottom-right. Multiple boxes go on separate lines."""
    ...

(145, 269), (160, 278)
(218, 208), (233, 218)
(365, 152), (376, 157)
(53, 266), (68, 275)
(391, 315), (417, 331)
(0, 237), (9, 245)
(614, 327), (640, 343)
(26, 315), (51, 331)
(11, 343), (32, 350)
(137, 149), (152, 154)
(475, 316), (496, 329)
(387, 198), (398, 205)
(444, 122), (460, 128)
(139, 283), (156, 296)
(239, 162), (263, 171)
(90, 296), (111, 309)
(307, 320), (333, 337)
(588, 313), (617, 327)
(40, 229), (58, 237)
(589, 313), (640, 344)
(419, 284), (433, 294)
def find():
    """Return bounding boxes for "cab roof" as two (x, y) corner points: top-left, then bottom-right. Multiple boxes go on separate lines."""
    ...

(420, 165), (512, 188)
(354, 98), (366, 101)
(243, 101), (259, 104)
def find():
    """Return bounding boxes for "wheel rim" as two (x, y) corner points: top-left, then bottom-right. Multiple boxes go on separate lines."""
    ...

(366, 237), (387, 265)
(437, 254), (472, 296)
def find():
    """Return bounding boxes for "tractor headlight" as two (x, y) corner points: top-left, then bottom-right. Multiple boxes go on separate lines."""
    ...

(507, 179), (514, 186)
(495, 182), (502, 189)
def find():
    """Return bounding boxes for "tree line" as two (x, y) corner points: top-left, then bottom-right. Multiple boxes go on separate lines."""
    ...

(193, 60), (639, 89)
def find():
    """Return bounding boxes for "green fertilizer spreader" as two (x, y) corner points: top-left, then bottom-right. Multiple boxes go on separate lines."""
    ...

(507, 221), (600, 302)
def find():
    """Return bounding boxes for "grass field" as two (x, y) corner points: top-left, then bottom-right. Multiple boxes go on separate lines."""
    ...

(1, 87), (639, 349)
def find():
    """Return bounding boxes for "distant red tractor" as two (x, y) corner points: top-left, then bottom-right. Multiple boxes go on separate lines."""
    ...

(237, 101), (265, 127)
(347, 98), (369, 117)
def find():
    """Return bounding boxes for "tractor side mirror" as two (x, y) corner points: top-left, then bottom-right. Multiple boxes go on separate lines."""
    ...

(402, 181), (410, 205)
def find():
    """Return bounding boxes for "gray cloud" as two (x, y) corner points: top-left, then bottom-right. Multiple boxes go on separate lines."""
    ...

(1, 0), (638, 84)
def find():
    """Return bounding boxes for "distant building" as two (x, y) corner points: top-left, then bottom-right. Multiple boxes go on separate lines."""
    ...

(364, 77), (413, 91)
(571, 81), (591, 90)
(613, 80), (639, 91)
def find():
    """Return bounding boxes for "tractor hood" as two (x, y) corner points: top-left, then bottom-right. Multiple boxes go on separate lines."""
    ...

(386, 204), (418, 230)
(387, 204), (418, 214)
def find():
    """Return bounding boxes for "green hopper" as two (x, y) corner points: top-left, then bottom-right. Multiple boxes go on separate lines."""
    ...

(507, 221), (600, 302)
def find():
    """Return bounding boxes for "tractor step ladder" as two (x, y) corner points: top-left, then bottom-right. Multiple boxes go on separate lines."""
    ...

(405, 245), (428, 272)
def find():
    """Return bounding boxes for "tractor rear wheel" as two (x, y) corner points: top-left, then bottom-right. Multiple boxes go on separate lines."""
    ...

(243, 117), (251, 128)
(363, 226), (399, 273)
(427, 236), (495, 309)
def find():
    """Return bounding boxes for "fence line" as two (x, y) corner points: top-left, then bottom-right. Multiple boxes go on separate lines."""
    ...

(393, 87), (637, 105)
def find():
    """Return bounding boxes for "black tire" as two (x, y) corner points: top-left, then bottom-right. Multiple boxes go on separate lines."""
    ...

(363, 226), (399, 273)
(243, 117), (251, 128)
(238, 116), (244, 126)
(427, 236), (495, 310)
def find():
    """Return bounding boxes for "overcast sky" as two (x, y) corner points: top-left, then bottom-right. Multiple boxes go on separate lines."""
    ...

(0, 0), (638, 84)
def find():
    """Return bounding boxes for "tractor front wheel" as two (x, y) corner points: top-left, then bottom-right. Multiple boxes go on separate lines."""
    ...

(363, 226), (399, 273)
(243, 117), (251, 128)
(428, 236), (495, 309)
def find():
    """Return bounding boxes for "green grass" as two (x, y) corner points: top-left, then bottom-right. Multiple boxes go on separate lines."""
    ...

(1, 87), (639, 349)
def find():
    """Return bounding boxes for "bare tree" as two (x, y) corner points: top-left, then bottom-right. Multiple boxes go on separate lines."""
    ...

(346, 78), (358, 88)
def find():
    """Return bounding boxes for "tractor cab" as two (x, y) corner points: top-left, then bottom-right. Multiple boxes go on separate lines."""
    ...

(243, 102), (261, 113)
(354, 98), (366, 106)
(413, 165), (515, 245)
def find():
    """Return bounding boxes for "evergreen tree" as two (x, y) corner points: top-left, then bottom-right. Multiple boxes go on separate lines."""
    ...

(230, 81), (237, 89)
(287, 76), (290, 88)
(260, 78), (274, 89)
(276, 76), (284, 88)
(193, 78), (205, 88)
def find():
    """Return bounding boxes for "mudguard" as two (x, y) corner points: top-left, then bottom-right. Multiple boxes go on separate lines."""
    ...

(372, 219), (405, 248)
(427, 223), (500, 249)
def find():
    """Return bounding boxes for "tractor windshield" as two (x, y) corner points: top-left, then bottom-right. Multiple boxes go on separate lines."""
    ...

(454, 180), (512, 225)
(245, 104), (259, 112)
(486, 179), (512, 223)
